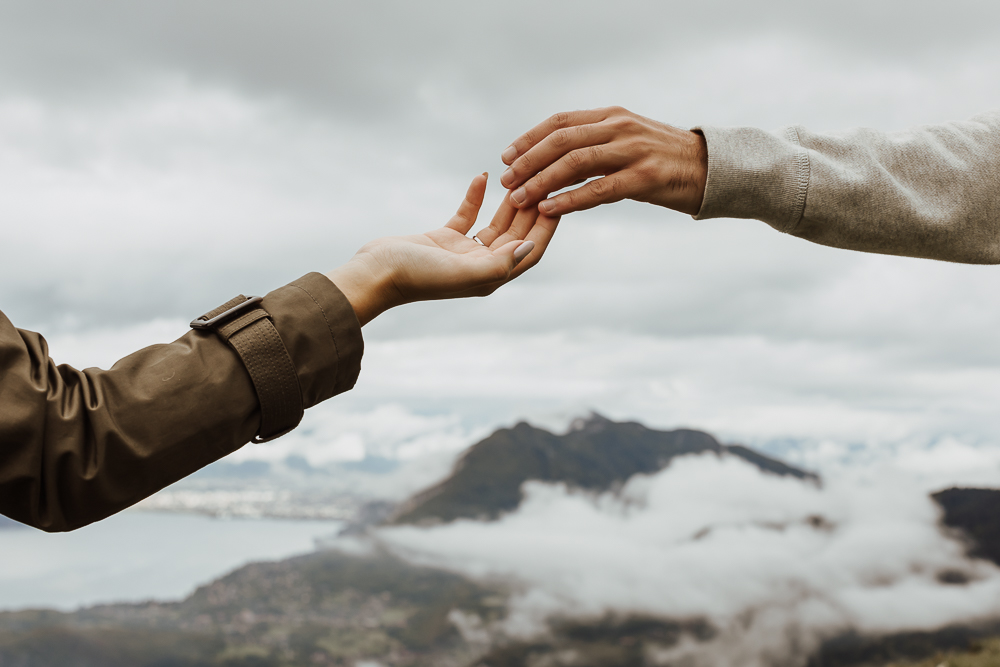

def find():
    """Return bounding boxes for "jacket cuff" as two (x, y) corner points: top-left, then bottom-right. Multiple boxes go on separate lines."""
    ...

(693, 125), (811, 233)
(261, 272), (364, 410)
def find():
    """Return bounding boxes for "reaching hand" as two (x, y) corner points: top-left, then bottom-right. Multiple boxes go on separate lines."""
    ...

(498, 106), (708, 217)
(326, 174), (560, 325)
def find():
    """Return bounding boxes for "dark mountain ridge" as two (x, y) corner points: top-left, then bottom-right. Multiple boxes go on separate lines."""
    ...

(391, 413), (818, 525)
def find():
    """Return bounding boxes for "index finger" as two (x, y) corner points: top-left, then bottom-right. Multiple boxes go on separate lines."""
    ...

(501, 108), (615, 165)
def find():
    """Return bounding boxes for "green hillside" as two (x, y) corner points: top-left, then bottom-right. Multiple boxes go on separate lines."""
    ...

(0, 549), (506, 667)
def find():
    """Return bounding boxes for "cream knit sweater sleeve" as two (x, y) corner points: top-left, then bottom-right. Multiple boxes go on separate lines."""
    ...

(694, 110), (1000, 264)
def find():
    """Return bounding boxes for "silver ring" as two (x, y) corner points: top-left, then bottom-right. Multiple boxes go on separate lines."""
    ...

(472, 235), (486, 246)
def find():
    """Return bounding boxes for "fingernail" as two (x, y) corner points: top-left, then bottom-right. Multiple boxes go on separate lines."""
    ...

(510, 187), (526, 205)
(539, 199), (555, 215)
(513, 240), (535, 263)
(502, 146), (517, 163)
(501, 167), (514, 187)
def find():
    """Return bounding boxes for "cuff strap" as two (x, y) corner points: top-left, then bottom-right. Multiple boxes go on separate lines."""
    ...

(192, 295), (304, 442)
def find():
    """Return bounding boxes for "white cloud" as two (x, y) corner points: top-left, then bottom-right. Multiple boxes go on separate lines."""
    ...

(378, 452), (1000, 665)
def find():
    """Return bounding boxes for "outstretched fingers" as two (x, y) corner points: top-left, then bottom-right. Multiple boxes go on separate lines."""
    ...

(540, 174), (630, 215)
(510, 142), (628, 211)
(483, 204), (541, 250)
(501, 108), (615, 166)
(478, 211), (560, 291)
(444, 173), (488, 234)
(500, 121), (616, 193)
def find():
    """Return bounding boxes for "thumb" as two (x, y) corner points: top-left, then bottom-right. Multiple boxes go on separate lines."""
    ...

(493, 239), (536, 274)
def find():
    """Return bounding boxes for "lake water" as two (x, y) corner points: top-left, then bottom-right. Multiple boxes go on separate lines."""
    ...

(0, 511), (342, 611)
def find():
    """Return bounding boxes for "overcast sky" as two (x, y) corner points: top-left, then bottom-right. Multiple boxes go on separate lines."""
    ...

(4, 0), (1000, 451)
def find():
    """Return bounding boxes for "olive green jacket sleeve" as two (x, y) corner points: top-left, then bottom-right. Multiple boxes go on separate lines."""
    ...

(0, 272), (363, 533)
(694, 110), (1000, 264)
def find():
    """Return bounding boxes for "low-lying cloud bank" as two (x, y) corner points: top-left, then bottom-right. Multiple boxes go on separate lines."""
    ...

(379, 452), (1000, 666)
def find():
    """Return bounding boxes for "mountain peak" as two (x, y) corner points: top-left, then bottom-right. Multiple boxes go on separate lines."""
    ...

(391, 416), (817, 525)
(568, 411), (615, 433)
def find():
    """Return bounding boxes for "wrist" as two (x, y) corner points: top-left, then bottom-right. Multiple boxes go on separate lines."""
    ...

(325, 254), (399, 326)
(679, 130), (708, 216)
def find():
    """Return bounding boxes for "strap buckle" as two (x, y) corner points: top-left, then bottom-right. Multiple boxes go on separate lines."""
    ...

(190, 296), (264, 330)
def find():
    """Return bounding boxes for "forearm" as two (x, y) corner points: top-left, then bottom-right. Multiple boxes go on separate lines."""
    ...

(695, 110), (1000, 264)
(0, 173), (551, 532)
(0, 273), (363, 532)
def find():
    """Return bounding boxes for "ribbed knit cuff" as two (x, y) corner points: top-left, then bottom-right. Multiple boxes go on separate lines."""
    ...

(693, 125), (810, 234)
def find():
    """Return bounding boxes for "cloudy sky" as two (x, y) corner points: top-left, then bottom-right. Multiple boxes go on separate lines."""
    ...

(4, 0), (1000, 455)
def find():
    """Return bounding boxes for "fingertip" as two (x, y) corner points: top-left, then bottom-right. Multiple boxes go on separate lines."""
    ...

(513, 240), (535, 264)
(501, 145), (517, 164)
(539, 199), (556, 216)
(467, 173), (488, 200)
